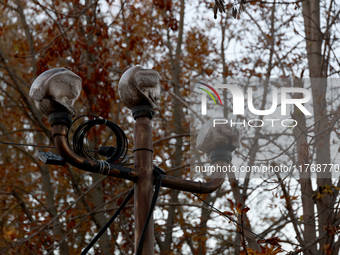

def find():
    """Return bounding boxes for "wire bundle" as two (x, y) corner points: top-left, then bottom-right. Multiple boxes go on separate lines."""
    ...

(68, 115), (128, 164)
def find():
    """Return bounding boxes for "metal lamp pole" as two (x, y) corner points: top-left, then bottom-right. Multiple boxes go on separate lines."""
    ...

(133, 110), (154, 254)
(30, 66), (238, 255)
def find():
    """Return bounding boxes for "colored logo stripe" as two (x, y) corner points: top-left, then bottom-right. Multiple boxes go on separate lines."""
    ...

(197, 82), (223, 105)
(198, 88), (217, 105)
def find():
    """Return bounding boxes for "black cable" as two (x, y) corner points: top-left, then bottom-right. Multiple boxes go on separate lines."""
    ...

(1, 115), (130, 163)
(136, 170), (163, 255)
(81, 188), (134, 255)
(68, 115), (128, 164)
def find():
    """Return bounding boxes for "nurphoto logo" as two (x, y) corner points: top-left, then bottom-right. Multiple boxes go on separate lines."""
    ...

(199, 82), (312, 116)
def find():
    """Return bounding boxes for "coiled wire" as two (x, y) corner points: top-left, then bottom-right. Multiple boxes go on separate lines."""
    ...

(67, 115), (128, 164)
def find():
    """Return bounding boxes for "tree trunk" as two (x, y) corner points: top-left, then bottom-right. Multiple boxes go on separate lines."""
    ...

(160, 0), (185, 253)
(302, 0), (334, 251)
(293, 78), (316, 255)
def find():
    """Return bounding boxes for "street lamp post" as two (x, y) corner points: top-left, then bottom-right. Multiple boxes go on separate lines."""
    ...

(30, 66), (238, 255)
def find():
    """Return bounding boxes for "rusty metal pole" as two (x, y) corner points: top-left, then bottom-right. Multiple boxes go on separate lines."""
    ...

(117, 66), (161, 254)
(133, 110), (154, 255)
(117, 66), (161, 255)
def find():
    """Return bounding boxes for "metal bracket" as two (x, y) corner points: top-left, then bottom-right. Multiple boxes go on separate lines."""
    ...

(35, 151), (66, 166)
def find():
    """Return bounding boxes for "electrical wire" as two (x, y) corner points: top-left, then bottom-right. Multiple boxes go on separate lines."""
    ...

(1, 115), (132, 164)
(193, 193), (289, 253)
(68, 115), (129, 164)
(81, 188), (134, 255)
